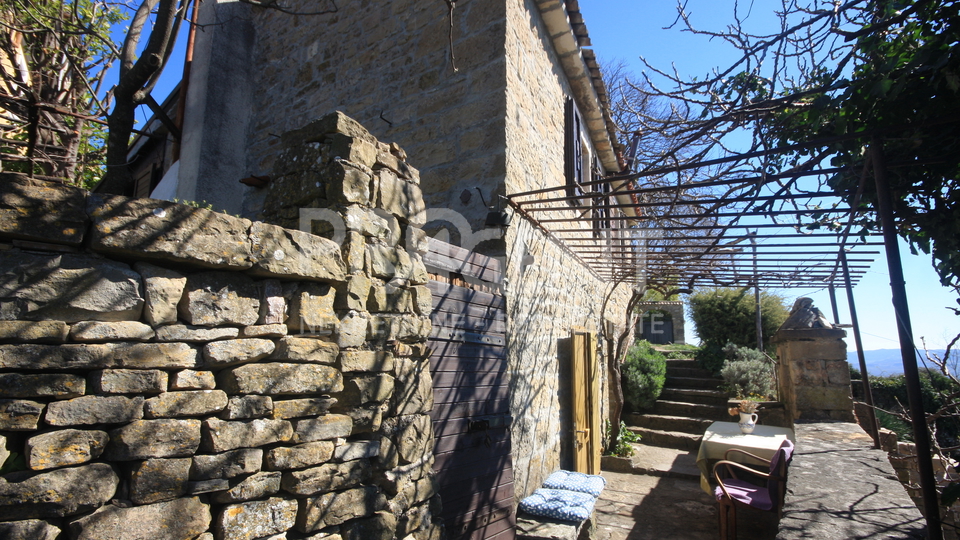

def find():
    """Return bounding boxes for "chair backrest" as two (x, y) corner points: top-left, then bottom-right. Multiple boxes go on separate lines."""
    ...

(766, 439), (794, 508)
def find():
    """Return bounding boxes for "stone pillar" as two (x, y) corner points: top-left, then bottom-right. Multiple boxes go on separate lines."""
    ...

(773, 326), (855, 422)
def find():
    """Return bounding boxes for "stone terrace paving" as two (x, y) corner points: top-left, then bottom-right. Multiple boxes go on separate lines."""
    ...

(591, 422), (925, 540)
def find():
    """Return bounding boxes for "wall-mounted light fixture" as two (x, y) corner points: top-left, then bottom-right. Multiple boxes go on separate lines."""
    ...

(476, 187), (511, 230)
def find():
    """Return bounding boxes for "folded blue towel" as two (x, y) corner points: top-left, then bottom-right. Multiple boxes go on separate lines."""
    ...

(519, 488), (597, 522)
(542, 470), (607, 497)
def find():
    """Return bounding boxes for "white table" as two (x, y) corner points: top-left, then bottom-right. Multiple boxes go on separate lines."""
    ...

(697, 421), (795, 494)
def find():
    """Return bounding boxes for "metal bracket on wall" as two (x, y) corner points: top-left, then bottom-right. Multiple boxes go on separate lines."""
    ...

(429, 327), (505, 346)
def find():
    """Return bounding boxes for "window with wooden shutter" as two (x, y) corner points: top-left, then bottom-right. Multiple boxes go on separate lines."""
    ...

(564, 98), (585, 205)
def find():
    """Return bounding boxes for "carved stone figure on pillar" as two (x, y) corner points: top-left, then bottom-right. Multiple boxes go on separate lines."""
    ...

(780, 297), (834, 330)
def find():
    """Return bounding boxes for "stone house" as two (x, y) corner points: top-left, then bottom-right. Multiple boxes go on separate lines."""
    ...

(157, 0), (638, 537)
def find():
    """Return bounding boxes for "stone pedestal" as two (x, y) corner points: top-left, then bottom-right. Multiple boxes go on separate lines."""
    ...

(773, 327), (855, 423)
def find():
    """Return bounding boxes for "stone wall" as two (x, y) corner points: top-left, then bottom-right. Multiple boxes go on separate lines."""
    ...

(878, 429), (960, 540)
(0, 115), (441, 540)
(240, 0), (508, 230)
(773, 327), (855, 423)
(185, 0), (635, 504)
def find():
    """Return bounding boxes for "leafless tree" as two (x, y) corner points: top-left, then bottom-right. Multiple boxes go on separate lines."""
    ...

(4, 0), (338, 193)
(1, 0), (119, 184)
(610, 0), (960, 295)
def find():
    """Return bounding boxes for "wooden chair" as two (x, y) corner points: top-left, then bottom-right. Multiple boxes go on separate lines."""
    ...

(712, 439), (794, 540)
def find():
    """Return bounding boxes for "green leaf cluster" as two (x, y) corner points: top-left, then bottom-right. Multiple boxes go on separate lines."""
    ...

(770, 0), (960, 302)
(621, 340), (667, 411)
(604, 420), (641, 457)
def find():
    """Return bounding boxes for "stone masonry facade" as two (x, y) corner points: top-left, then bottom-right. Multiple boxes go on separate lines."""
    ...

(243, 0), (507, 230)
(502, 0), (633, 495)
(186, 0), (633, 501)
(0, 116), (441, 539)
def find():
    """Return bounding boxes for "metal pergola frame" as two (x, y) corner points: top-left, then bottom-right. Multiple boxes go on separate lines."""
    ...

(505, 131), (951, 538)
(506, 161), (878, 292)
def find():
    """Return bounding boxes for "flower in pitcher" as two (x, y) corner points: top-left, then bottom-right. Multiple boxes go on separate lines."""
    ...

(728, 399), (759, 415)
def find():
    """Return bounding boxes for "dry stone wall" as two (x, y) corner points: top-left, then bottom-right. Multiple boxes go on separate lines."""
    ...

(878, 429), (960, 540)
(0, 115), (441, 540)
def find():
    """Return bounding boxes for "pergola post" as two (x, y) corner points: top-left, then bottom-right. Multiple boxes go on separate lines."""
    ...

(840, 250), (880, 448)
(871, 140), (942, 539)
(827, 285), (841, 325)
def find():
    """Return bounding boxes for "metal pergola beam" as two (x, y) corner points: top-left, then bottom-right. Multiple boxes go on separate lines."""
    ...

(504, 129), (890, 290)
(533, 207), (859, 223)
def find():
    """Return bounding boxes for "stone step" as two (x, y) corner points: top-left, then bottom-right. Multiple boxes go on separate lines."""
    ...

(660, 388), (729, 406)
(624, 413), (713, 434)
(665, 376), (722, 390)
(601, 444), (701, 481)
(665, 358), (699, 368)
(653, 400), (731, 420)
(666, 366), (716, 379)
(626, 426), (702, 451)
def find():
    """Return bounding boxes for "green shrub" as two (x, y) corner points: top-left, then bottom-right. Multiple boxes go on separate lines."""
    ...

(661, 343), (699, 360)
(849, 363), (862, 380)
(720, 357), (775, 400)
(715, 343), (776, 399)
(622, 340), (667, 411)
(722, 342), (768, 363)
(695, 341), (725, 374)
(876, 409), (913, 442)
(868, 371), (960, 450)
(688, 287), (789, 356)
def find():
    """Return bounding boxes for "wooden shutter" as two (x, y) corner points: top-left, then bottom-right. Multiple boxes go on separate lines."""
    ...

(564, 98), (584, 205)
(571, 328), (600, 474)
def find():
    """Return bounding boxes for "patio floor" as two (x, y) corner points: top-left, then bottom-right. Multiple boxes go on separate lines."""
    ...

(595, 445), (779, 540)
(594, 421), (928, 540)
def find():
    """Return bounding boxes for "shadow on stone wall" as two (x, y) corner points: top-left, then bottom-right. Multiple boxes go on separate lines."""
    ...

(0, 112), (443, 540)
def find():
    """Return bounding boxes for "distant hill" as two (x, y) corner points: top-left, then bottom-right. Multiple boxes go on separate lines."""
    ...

(847, 349), (949, 376)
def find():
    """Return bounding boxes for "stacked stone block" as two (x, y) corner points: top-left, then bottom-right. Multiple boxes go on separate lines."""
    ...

(773, 327), (855, 423)
(877, 428), (960, 540)
(0, 114), (441, 540)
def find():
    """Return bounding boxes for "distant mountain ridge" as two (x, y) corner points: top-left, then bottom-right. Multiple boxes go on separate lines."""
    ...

(848, 349), (949, 376)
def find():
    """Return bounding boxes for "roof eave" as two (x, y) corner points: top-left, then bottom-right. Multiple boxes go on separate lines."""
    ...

(535, 0), (621, 174)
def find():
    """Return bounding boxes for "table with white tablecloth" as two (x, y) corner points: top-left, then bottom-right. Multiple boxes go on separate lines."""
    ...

(697, 421), (795, 494)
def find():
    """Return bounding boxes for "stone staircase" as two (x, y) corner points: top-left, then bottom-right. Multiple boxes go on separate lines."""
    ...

(623, 357), (729, 452)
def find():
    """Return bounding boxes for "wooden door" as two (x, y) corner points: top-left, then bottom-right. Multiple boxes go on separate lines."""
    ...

(642, 314), (674, 344)
(426, 238), (515, 540)
(571, 328), (601, 474)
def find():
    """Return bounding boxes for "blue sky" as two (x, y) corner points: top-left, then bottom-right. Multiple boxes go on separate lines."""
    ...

(579, 0), (959, 352)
